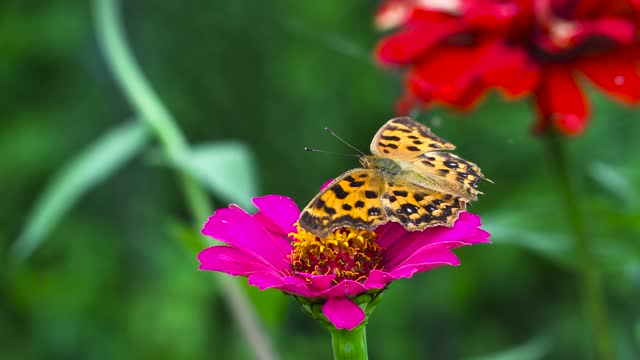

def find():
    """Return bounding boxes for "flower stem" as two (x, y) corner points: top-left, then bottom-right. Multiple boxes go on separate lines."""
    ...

(93, 1), (276, 359)
(545, 131), (615, 360)
(329, 326), (369, 360)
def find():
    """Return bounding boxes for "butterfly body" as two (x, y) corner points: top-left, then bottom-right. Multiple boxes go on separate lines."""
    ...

(299, 117), (486, 238)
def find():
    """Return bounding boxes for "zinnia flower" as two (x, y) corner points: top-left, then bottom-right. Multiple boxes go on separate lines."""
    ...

(375, 0), (640, 135)
(198, 194), (489, 330)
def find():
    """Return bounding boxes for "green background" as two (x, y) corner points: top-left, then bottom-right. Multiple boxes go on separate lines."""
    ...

(1, 1), (639, 359)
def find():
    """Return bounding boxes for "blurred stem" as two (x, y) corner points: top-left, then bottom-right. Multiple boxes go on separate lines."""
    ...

(329, 326), (368, 360)
(545, 131), (614, 360)
(93, 1), (276, 359)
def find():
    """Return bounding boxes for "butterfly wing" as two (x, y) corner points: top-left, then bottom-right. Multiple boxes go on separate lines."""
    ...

(370, 117), (456, 160)
(409, 152), (485, 201)
(298, 169), (388, 238)
(382, 179), (466, 230)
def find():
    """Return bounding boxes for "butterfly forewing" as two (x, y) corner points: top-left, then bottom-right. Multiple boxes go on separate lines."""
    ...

(298, 169), (388, 238)
(370, 117), (455, 160)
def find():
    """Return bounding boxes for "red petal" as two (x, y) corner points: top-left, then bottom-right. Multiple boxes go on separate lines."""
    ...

(572, 17), (637, 45)
(535, 66), (589, 135)
(406, 40), (539, 108)
(577, 46), (640, 103)
(376, 20), (465, 65)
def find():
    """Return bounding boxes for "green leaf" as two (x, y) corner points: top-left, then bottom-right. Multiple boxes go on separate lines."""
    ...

(466, 336), (551, 360)
(588, 162), (638, 209)
(10, 121), (148, 261)
(175, 141), (258, 209)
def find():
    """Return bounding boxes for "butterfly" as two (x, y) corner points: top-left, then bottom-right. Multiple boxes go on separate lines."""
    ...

(298, 117), (487, 238)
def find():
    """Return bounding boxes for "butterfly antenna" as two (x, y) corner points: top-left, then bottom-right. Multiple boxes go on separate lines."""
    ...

(324, 127), (366, 156)
(304, 147), (360, 158)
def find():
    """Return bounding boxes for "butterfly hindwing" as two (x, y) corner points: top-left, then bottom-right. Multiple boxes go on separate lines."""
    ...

(382, 180), (466, 230)
(411, 152), (485, 200)
(370, 117), (456, 160)
(298, 169), (388, 238)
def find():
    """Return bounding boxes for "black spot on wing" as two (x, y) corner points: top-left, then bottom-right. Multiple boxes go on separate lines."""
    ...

(331, 184), (349, 199)
(368, 207), (382, 216)
(355, 200), (365, 208)
(342, 204), (353, 211)
(324, 206), (337, 216)
(444, 160), (458, 168)
(392, 190), (408, 197)
(380, 135), (401, 141)
(378, 142), (399, 149)
(349, 181), (365, 188)
(406, 146), (421, 152)
(398, 203), (419, 215)
(365, 191), (378, 199)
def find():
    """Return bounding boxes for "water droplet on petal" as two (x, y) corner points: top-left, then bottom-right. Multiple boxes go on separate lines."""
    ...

(614, 76), (625, 86)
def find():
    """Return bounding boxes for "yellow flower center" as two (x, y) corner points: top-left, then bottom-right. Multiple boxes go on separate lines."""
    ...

(289, 224), (385, 284)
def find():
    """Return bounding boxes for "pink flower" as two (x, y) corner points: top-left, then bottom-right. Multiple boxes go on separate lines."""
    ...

(375, 0), (640, 135)
(198, 194), (490, 330)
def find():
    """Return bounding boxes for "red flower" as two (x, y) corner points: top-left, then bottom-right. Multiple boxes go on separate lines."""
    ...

(375, 0), (640, 135)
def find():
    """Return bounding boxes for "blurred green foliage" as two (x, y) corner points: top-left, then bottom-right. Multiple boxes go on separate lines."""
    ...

(1, 1), (639, 359)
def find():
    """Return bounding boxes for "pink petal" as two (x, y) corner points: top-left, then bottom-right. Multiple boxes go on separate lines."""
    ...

(389, 248), (461, 279)
(198, 246), (276, 275)
(322, 298), (366, 330)
(247, 272), (314, 297)
(295, 273), (336, 292)
(363, 269), (396, 289)
(465, 228), (491, 245)
(252, 195), (301, 237)
(457, 211), (480, 227)
(318, 280), (368, 298)
(382, 218), (477, 270)
(202, 206), (290, 270)
(375, 221), (408, 248)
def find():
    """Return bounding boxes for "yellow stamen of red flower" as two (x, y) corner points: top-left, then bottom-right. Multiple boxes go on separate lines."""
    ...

(289, 224), (384, 284)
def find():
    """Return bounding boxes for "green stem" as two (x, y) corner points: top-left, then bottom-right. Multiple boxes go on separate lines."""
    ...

(329, 326), (368, 360)
(545, 131), (615, 360)
(93, 1), (276, 359)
